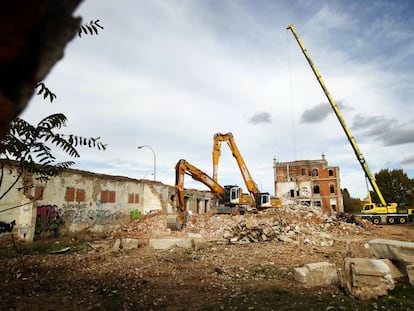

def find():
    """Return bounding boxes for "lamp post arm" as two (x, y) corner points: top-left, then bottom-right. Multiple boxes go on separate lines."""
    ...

(138, 145), (156, 181)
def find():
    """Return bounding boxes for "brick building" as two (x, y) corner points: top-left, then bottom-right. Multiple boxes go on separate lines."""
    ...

(273, 154), (343, 213)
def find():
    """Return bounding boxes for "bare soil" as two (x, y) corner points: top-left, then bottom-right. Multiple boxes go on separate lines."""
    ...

(1, 209), (413, 311)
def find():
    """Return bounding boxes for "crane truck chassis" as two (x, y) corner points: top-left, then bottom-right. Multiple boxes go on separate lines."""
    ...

(360, 203), (413, 225)
(287, 24), (413, 225)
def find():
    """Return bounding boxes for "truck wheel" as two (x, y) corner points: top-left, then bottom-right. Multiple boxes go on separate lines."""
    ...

(387, 217), (395, 224)
(398, 217), (407, 224)
(372, 217), (381, 225)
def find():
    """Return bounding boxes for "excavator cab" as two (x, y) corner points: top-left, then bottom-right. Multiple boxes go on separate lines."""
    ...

(222, 185), (242, 205)
(255, 193), (270, 208)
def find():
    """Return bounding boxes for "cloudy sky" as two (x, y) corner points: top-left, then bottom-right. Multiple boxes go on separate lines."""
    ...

(21, 0), (414, 199)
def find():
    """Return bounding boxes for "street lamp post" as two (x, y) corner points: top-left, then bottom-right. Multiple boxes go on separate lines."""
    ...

(137, 145), (156, 181)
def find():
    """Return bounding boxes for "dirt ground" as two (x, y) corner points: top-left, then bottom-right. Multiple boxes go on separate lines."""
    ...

(0, 207), (413, 311)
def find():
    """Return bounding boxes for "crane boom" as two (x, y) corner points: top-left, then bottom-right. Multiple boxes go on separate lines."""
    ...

(286, 24), (387, 206)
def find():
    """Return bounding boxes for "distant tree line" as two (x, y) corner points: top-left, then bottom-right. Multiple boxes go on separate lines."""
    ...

(342, 168), (414, 213)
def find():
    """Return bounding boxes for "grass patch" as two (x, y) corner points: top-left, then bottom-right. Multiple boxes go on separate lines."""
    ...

(248, 266), (295, 281)
(218, 283), (414, 311)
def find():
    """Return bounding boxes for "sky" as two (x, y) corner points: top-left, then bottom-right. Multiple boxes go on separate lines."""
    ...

(21, 0), (414, 199)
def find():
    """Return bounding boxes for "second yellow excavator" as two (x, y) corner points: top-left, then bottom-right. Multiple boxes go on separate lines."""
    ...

(212, 132), (282, 210)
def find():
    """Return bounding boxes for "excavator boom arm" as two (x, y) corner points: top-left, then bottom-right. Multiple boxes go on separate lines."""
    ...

(175, 159), (224, 210)
(287, 24), (387, 206)
(213, 133), (260, 196)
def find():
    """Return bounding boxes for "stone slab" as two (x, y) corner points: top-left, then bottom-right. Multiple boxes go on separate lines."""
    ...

(149, 238), (195, 250)
(112, 238), (139, 251)
(368, 239), (414, 263)
(121, 238), (139, 250)
(294, 261), (338, 286)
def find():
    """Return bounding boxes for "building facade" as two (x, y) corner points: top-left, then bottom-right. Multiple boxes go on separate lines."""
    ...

(0, 160), (218, 241)
(273, 154), (343, 213)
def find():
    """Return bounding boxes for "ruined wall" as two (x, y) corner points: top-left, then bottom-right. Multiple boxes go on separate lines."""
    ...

(181, 189), (216, 214)
(0, 161), (217, 241)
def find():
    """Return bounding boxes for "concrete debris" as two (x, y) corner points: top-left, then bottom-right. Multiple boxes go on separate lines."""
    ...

(368, 238), (414, 285)
(120, 205), (371, 246)
(340, 257), (394, 300)
(294, 262), (338, 286)
(148, 238), (195, 250)
(368, 239), (414, 264)
(112, 239), (121, 251)
(112, 238), (139, 251)
(407, 264), (414, 286)
(380, 259), (407, 279)
(118, 203), (414, 300)
(336, 212), (373, 228)
(221, 207), (367, 246)
(120, 238), (139, 250)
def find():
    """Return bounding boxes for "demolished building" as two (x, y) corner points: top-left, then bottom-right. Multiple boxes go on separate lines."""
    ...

(273, 153), (343, 213)
(0, 160), (217, 241)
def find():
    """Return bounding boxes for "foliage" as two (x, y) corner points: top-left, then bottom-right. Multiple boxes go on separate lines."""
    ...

(342, 188), (364, 213)
(78, 19), (104, 37)
(35, 82), (56, 103)
(372, 168), (414, 207)
(0, 113), (106, 201)
(0, 18), (106, 206)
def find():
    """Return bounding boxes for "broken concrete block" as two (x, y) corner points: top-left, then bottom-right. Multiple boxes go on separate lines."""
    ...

(407, 265), (414, 286)
(294, 262), (338, 286)
(148, 238), (195, 250)
(112, 238), (139, 251)
(368, 239), (414, 263)
(112, 239), (121, 251)
(380, 259), (407, 279)
(121, 238), (139, 250)
(340, 258), (394, 300)
(187, 232), (203, 239)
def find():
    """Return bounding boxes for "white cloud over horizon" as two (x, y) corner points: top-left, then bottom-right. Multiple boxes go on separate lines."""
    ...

(20, 0), (414, 199)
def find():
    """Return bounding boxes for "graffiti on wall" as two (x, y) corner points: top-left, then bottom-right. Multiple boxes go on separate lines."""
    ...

(59, 200), (122, 224)
(35, 205), (61, 235)
(94, 200), (122, 223)
(0, 220), (16, 234)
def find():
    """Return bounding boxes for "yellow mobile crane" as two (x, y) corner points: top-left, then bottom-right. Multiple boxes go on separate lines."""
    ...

(213, 132), (281, 210)
(167, 159), (251, 230)
(287, 24), (413, 224)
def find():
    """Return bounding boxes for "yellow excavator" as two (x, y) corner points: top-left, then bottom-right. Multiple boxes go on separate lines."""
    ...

(166, 159), (252, 230)
(213, 132), (282, 210)
(287, 24), (413, 224)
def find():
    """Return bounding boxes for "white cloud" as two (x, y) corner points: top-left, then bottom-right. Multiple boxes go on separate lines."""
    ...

(19, 0), (414, 200)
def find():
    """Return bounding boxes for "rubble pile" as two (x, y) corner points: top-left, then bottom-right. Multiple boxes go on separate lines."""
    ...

(119, 203), (372, 246)
(119, 211), (170, 237)
(221, 205), (370, 245)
